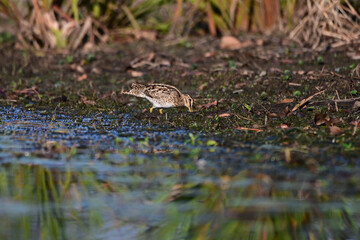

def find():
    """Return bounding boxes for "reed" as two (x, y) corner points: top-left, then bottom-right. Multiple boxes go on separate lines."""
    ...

(0, 0), (358, 50)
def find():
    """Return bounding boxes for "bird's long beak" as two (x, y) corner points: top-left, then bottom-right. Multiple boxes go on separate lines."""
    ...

(188, 106), (193, 112)
(123, 91), (130, 94)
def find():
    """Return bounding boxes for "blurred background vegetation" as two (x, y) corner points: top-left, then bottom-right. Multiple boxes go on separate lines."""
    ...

(0, 0), (359, 50)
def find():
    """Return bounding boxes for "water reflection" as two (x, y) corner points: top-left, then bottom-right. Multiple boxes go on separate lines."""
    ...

(0, 107), (360, 240)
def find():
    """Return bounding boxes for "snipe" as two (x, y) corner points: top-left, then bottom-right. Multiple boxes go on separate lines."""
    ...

(123, 83), (194, 113)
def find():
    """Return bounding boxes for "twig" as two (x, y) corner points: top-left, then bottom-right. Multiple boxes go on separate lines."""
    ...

(310, 97), (360, 104)
(53, 5), (73, 22)
(331, 94), (338, 112)
(234, 113), (255, 123)
(352, 121), (358, 136)
(335, 90), (340, 112)
(264, 115), (268, 126)
(235, 127), (263, 132)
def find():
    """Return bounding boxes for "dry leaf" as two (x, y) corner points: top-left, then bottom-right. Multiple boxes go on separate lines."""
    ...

(256, 39), (264, 46)
(352, 101), (360, 111)
(147, 52), (155, 61)
(77, 74), (87, 82)
(130, 52), (172, 69)
(269, 68), (283, 73)
(194, 71), (205, 76)
(329, 118), (341, 126)
(204, 51), (216, 58)
(297, 70), (305, 75)
(315, 112), (330, 126)
(80, 96), (96, 105)
(347, 52), (360, 60)
(71, 64), (85, 73)
(16, 87), (36, 95)
(159, 60), (171, 67)
(284, 107), (290, 114)
(281, 59), (293, 64)
(198, 82), (207, 91)
(268, 113), (278, 117)
(234, 82), (246, 89)
(135, 30), (157, 41)
(350, 121), (360, 127)
(239, 40), (253, 48)
(329, 126), (342, 135)
(129, 70), (144, 77)
(91, 67), (102, 74)
(130, 58), (150, 68)
(278, 98), (294, 104)
(220, 36), (242, 50)
(130, 53), (154, 68)
(83, 42), (95, 53)
(197, 100), (218, 109)
(218, 113), (231, 117)
(15, 86), (41, 100)
(280, 124), (289, 129)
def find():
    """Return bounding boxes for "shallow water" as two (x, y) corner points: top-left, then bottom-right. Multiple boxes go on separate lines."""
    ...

(0, 106), (359, 240)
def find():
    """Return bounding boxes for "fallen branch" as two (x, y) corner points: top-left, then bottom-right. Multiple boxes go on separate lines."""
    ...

(289, 90), (326, 114)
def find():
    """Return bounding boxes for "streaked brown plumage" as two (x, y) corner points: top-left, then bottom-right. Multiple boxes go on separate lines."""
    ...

(123, 83), (194, 113)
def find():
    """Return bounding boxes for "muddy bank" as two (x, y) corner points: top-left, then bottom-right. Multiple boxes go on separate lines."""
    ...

(1, 37), (359, 150)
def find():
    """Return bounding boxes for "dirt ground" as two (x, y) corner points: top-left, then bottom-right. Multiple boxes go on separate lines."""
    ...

(0, 35), (359, 150)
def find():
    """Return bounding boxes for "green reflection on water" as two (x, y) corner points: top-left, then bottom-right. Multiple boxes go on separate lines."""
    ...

(0, 161), (359, 240)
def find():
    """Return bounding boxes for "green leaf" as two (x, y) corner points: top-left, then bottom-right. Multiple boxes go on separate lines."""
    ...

(316, 56), (324, 64)
(293, 90), (301, 97)
(66, 56), (74, 64)
(349, 63), (356, 69)
(51, 28), (67, 48)
(207, 140), (218, 146)
(244, 104), (251, 111)
(228, 60), (236, 69)
(260, 91), (267, 100)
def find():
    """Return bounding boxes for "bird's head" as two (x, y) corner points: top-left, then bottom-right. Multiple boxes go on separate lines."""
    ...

(183, 94), (194, 112)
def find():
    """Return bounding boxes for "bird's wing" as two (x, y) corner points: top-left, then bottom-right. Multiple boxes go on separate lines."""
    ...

(144, 84), (181, 99)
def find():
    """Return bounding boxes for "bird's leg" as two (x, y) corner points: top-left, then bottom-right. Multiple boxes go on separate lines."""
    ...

(159, 109), (163, 114)
(149, 108), (154, 113)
